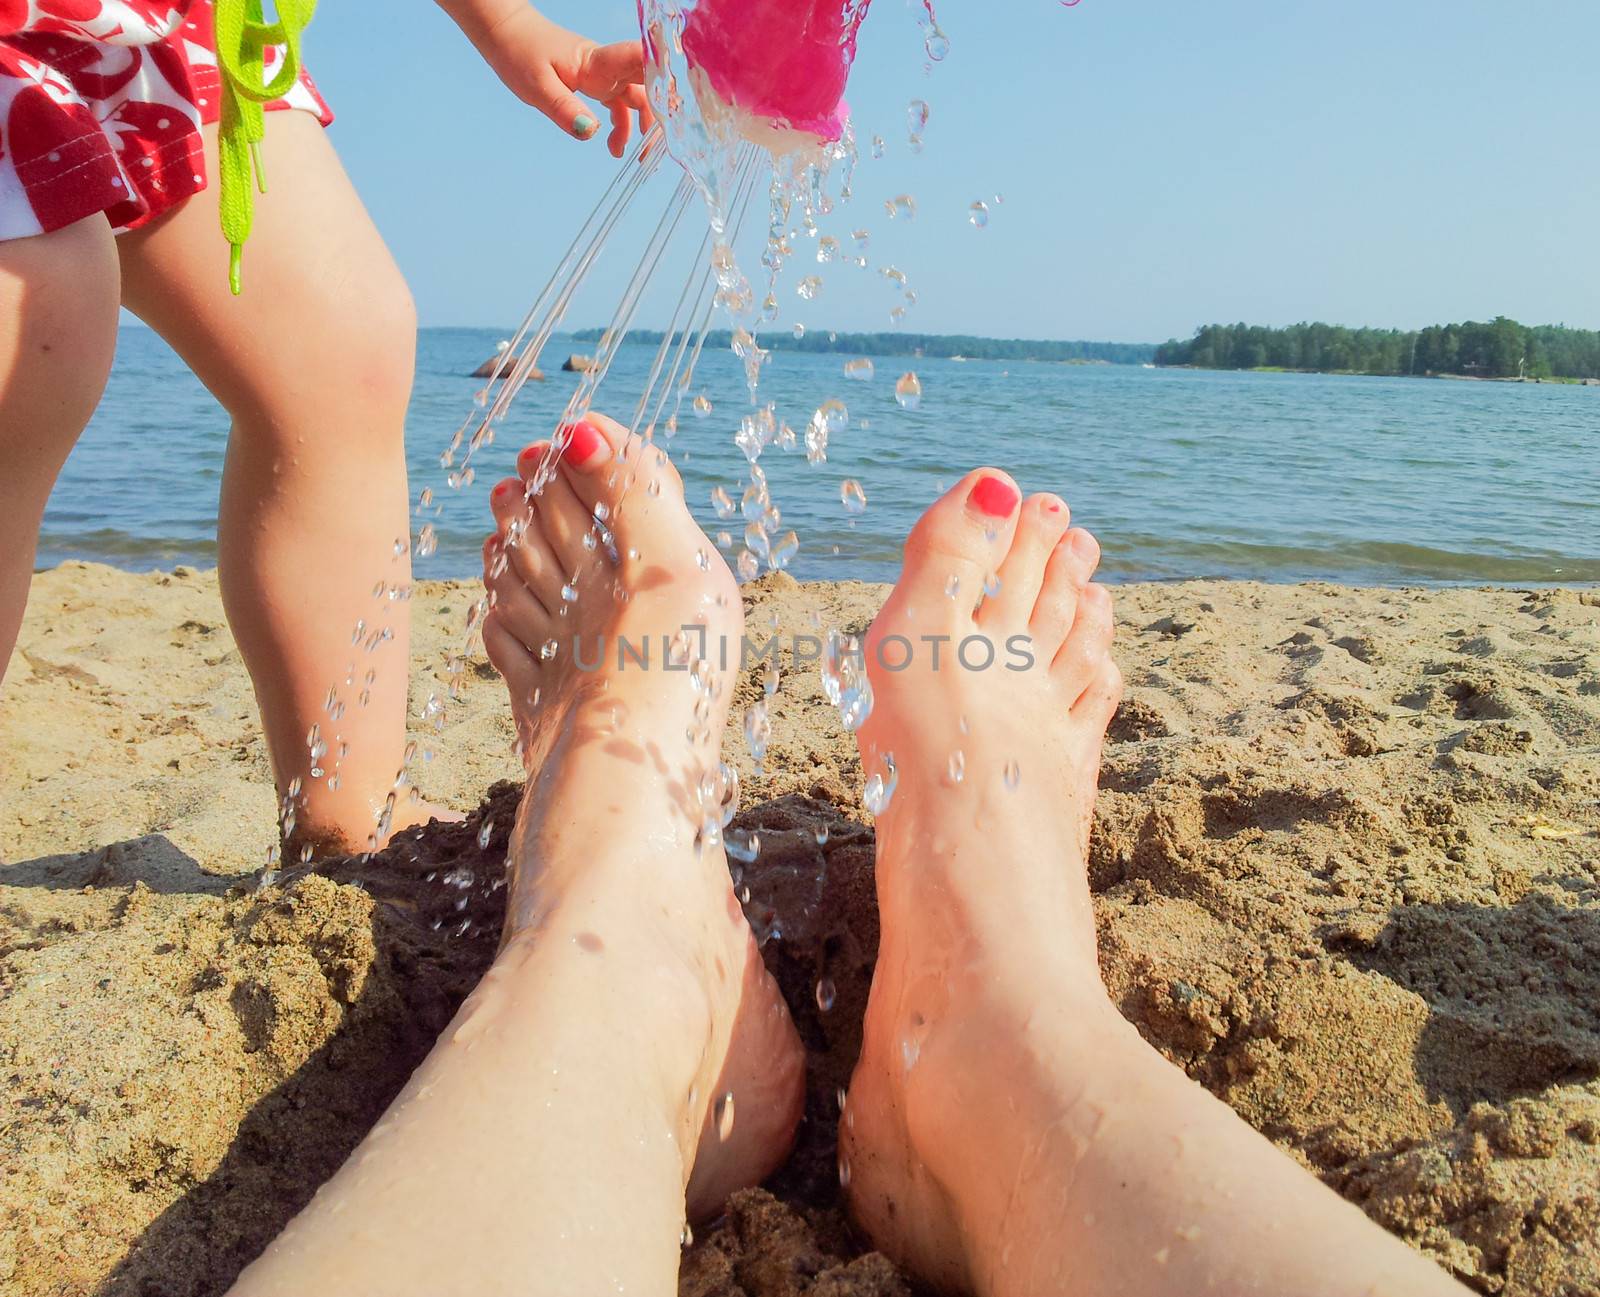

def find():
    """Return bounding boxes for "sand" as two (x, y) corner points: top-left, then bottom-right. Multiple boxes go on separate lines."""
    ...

(3, 562), (1599, 1296)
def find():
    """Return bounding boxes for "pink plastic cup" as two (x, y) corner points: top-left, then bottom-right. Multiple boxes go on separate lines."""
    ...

(677, 0), (873, 143)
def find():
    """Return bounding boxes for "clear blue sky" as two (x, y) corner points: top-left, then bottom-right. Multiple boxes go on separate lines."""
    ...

(302, 1), (1599, 341)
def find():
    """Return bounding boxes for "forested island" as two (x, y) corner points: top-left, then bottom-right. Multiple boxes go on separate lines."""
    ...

(1155, 318), (1600, 381)
(571, 327), (1158, 366)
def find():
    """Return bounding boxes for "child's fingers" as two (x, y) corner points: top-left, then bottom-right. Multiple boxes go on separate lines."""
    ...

(625, 83), (655, 135)
(606, 99), (631, 159)
(580, 40), (646, 101)
(524, 63), (603, 141)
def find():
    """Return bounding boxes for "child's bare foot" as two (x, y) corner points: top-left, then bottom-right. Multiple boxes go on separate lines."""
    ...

(841, 470), (1121, 1292)
(481, 411), (805, 1218)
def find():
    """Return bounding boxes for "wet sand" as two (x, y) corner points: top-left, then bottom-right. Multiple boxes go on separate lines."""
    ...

(3, 562), (1599, 1295)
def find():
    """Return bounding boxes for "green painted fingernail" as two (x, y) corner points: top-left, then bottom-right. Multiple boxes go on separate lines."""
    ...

(573, 114), (598, 139)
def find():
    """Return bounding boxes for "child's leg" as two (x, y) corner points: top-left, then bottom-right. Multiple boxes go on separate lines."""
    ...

(0, 216), (121, 689)
(117, 113), (455, 854)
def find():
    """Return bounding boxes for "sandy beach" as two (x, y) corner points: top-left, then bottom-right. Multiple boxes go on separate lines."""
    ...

(3, 562), (1598, 1296)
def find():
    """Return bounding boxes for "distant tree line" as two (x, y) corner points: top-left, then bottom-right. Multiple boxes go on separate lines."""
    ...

(572, 328), (1158, 366)
(1154, 318), (1600, 380)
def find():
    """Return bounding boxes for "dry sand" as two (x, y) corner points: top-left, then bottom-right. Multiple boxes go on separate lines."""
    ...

(3, 562), (1599, 1296)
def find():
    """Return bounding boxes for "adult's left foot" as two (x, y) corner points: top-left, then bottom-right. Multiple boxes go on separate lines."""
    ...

(482, 410), (806, 1218)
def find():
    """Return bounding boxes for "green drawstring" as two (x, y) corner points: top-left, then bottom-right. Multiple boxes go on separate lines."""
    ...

(213, 0), (318, 294)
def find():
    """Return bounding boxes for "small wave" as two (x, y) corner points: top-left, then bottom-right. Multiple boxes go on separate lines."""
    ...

(35, 531), (217, 571)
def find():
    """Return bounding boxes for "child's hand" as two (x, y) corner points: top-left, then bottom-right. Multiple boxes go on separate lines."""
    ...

(442, 2), (654, 158)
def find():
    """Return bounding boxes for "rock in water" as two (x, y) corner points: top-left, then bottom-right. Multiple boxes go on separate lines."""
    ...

(470, 353), (541, 381)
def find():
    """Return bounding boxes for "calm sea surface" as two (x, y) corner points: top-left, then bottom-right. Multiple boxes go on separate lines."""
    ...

(39, 326), (1600, 586)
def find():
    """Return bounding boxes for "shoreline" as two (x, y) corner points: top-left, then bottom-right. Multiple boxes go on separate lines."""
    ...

(1156, 362), (1600, 385)
(4, 565), (1599, 1295)
(28, 557), (1600, 595)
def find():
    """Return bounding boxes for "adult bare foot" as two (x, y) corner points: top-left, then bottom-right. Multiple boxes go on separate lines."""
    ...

(842, 469), (1118, 1292)
(482, 411), (806, 1219)
(230, 414), (806, 1296)
(841, 472), (1469, 1297)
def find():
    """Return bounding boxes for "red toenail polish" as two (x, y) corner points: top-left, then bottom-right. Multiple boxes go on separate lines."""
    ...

(561, 419), (605, 468)
(969, 476), (1019, 518)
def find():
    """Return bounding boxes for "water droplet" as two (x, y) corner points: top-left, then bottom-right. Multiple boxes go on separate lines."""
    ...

(768, 530), (799, 571)
(806, 399), (848, 464)
(907, 99), (930, 151)
(797, 275), (823, 301)
(983, 571), (1002, 597)
(725, 828), (760, 864)
(863, 752), (898, 814)
(924, 24), (950, 60)
(884, 194), (917, 221)
(690, 658), (714, 694)
(561, 582), (579, 603)
(743, 701), (771, 764)
(814, 824), (830, 846)
(817, 235), (840, 264)
(894, 372), (923, 410)
(709, 485), (735, 520)
(477, 818), (494, 849)
(1004, 759), (1021, 790)
(838, 1155), (853, 1187)
(737, 550), (760, 582)
(540, 638), (559, 661)
(715, 1092), (735, 1141)
(945, 574), (961, 599)
(816, 978), (837, 1012)
(969, 199), (990, 228)
(841, 479), (868, 515)
(948, 750), (966, 784)
(792, 322), (806, 340)
(692, 395), (713, 418)
(870, 134), (886, 159)
(844, 358), (875, 382)
(822, 631), (874, 731)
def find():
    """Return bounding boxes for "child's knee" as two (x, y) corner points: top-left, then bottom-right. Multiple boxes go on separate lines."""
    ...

(329, 270), (417, 419)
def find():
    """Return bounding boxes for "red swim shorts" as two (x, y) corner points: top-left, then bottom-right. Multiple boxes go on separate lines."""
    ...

(0, 0), (331, 240)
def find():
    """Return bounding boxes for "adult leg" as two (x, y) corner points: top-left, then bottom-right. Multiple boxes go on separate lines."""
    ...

(841, 474), (1471, 1296)
(228, 414), (805, 1294)
(0, 216), (120, 688)
(117, 114), (452, 855)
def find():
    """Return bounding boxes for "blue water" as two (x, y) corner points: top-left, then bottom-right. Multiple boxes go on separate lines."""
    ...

(40, 326), (1600, 586)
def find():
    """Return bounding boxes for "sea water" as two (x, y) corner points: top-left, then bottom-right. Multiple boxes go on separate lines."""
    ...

(45, 324), (1600, 588)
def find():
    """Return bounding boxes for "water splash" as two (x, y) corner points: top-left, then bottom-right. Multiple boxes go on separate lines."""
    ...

(821, 630), (874, 731)
(863, 751), (898, 813)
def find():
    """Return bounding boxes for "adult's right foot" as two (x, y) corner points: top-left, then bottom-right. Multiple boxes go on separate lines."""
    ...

(842, 473), (1472, 1297)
